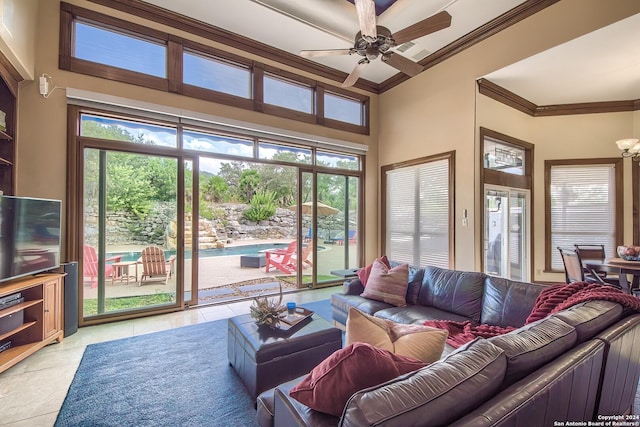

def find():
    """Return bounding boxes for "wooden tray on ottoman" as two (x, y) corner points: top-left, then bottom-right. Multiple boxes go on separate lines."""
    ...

(279, 307), (314, 328)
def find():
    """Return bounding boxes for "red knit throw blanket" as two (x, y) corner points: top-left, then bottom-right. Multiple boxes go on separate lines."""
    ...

(424, 282), (640, 348)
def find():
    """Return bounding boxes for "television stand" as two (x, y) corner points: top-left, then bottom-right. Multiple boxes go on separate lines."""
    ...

(0, 273), (65, 374)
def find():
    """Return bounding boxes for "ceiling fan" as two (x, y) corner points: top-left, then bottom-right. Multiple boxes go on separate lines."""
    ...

(300, 0), (452, 87)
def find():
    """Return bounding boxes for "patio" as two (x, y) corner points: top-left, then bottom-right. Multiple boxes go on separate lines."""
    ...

(82, 239), (358, 305)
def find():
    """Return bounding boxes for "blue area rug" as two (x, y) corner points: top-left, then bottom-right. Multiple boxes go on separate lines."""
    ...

(55, 299), (332, 427)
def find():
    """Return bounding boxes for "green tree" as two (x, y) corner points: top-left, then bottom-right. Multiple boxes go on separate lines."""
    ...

(81, 120), (178, 218)
(218, 161), (245, 201)
(201, 175), (228, 202)
(106, 160), (156, 218)
(239, 169), (261, 202)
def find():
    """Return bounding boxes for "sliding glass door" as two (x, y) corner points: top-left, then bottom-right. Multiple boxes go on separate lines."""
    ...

(483, 185), (530, 281)
(82, 148), (181, 318)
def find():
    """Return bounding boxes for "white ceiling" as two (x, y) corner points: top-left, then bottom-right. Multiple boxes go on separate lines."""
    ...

(140, 0), (640, 104)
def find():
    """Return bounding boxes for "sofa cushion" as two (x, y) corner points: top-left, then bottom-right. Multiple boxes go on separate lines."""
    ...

(389, 260), (425, 305)
(552, 300), (623, 343)
(488, 316), (577, 387)
(360, 260), (409, 307)
(345, 308), (447, 363)
(357, 255), (390, 286)
(288, 342), (427, 417)
(481, 277), (548, 328)
(330, 293), (394, 324)
(341, 338), (506, 426)
(418, 266), (486, 323)
(375, 305), (476, 325)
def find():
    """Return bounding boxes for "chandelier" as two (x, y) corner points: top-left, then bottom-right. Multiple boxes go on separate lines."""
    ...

(616, 138), (640, 160)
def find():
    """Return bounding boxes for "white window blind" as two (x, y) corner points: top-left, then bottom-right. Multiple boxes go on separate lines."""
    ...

(550, 164), (616, 270)
(385, 159), (450, 268)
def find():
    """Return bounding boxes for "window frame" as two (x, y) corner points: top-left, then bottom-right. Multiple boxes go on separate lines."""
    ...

(59, 2), (370, 135)
(544, 157), (624, 272)
(381, 151), (455, 268)
(181, 40), (254, 110)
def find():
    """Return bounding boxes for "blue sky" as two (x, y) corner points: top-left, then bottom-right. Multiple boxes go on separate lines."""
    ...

(75, 21), (362, 126)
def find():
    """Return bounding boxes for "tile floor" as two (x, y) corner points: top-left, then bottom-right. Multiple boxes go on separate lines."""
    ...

(0, 286), (338, 427)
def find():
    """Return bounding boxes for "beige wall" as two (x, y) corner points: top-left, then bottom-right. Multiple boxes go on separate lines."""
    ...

(10, 0), (640, 271)
(0, 0), (37, 79)
(16, 0), (379, 260)
(477, 94), (634, 283)
(379, 0), (640, 273)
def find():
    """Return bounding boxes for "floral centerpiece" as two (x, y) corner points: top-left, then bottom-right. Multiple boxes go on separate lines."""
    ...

(249, 282), (286, 329)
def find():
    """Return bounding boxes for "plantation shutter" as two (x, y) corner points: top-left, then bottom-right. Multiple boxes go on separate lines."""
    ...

(385, 158), (450, 268)
(550, 164), (616, 270)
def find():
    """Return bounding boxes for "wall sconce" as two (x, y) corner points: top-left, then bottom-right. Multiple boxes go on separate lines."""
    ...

(616, 138), (640, 160)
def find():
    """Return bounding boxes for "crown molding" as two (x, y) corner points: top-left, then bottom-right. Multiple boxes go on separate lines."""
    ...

(477, 78), (640, 116)
(378, 0), (561, 93)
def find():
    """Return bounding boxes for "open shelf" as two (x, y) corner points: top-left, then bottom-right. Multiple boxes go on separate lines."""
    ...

(0, 341), (45, 367)
(0, 299), (42, 318)
(0, 320), (37, 342)
(0, 130), (11, 141)
(0, 274), (64, 373)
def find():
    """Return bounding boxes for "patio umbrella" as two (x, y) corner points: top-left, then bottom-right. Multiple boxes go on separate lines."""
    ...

(288, 201), (339, 216)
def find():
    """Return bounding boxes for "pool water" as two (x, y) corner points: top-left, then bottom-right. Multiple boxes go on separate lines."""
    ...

(110, 242), (290, 262)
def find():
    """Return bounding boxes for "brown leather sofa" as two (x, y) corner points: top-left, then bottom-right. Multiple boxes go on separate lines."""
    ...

(257, 265), (640, 426)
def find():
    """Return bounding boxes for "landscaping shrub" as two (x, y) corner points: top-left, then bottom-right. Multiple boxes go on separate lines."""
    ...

(245, 190), (277, 222)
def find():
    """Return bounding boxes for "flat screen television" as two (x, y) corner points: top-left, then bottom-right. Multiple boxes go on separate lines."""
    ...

(0, 196), (61, 283)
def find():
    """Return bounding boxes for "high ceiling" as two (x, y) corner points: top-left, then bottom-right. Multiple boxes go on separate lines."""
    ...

(138, 0), (640, 105)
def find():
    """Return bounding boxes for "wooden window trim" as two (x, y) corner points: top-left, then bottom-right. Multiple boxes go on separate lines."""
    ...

(544, 157), (624, 272)
(59, 2), (370, 135)
(381, 151), (455, 268)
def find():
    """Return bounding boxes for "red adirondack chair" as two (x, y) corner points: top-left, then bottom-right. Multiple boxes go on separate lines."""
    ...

(264, 242), (312, 274)
(83, 245), (122, 288)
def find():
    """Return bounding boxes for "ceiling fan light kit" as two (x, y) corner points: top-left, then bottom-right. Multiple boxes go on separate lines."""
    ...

(299, 0), (452, 87)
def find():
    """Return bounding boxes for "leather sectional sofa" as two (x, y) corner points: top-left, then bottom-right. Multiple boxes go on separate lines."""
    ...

(257, 264), (640, 426)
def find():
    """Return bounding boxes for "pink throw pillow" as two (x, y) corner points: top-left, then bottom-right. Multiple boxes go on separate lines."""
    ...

(289, 342), (426, 417)
(357, 255), (390, 287)
(360, 259), (409, 307)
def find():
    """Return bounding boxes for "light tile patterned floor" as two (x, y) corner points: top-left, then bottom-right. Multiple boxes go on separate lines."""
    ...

(0, 286), (337, 426)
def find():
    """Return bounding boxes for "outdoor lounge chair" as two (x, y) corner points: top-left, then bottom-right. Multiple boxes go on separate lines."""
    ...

(83, 244), (122, 288)
(264, 241), (312, 274)
(138, 245), (176, 286)
(332, 230), (356, 246)
(291, 243), (313, 269)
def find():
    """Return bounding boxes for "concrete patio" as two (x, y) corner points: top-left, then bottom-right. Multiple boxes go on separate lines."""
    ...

(82, 239), (359, 305)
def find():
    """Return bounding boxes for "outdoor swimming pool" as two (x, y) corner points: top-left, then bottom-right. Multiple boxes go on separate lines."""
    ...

(110, 242), (292, 262)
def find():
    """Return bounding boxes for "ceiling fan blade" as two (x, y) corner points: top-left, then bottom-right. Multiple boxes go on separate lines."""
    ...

(342, 61), (368, 88)
(300, 49), (352, 58)
(354, 0), (377, 39)
(382, 53), (424, 77)
(393, 11), (452, 45)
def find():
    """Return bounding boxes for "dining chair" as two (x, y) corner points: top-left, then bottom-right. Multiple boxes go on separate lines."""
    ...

(558, 247), (606, 285)
(574, 244), (620, 287)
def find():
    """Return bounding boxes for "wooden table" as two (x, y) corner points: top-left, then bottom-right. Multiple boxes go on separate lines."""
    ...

(111, 261), (139, 285)
(584, 258), (640, 294)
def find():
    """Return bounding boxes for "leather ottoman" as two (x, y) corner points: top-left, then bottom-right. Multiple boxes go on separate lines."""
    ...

(227, 313), (342, 399)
